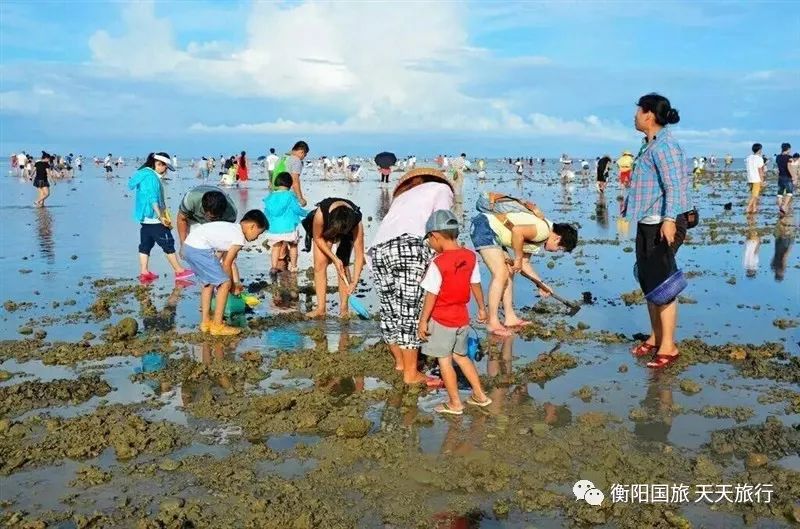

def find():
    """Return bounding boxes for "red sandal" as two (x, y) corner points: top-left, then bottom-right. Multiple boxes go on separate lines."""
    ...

(631, 342), (658, 357)
(646, 352), (680, 369)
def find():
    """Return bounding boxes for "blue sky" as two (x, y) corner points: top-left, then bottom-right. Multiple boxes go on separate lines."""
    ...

(1, 0), (798, 158)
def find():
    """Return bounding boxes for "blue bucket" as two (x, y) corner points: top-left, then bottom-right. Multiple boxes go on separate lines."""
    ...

(265, 328), (304, 350)
(645, 270), (687, 306)
(140, 352), (166, 373)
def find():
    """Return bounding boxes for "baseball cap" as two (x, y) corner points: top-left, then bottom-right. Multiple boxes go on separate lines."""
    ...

(425, 209), (459, 237)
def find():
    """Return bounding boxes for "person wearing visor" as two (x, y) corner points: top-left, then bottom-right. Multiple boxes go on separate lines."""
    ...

(128, 152), (194, 283)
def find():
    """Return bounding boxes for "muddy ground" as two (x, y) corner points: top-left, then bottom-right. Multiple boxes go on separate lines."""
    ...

(0, 161), (798, 528)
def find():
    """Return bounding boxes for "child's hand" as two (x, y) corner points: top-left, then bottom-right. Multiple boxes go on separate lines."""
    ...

(477, 307), (487, 323)
(511, 258), (523, 273)
(232, 282), (244, 295)
(537, 283), (552, 297)
(417, 320), (430, 342)
(333, 257), (347, 281)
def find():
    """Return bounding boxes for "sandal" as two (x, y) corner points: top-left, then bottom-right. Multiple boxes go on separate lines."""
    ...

(434, 403), (463, 415)
(466, 395), (493, 407)
(631, 342), (658, 357)
(646, 352), (680, 369)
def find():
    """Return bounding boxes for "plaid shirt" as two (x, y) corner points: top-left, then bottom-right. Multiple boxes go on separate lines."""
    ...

(625, 128), (691, 222)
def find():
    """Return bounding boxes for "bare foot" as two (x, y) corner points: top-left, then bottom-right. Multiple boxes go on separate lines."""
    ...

(403, 373), (427, 385)
(339, 310), (351, 320)
(487, 324), (512, 337)
(305, 310), (325, 319)
(504, 318), (532, 327)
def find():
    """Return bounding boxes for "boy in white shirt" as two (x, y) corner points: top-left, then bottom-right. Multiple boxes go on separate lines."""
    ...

(745, 143), (765, 214)
(182, 209), (267, 335)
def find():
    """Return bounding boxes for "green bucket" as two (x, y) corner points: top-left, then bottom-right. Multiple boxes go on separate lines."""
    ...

(210, 293), (247, 317)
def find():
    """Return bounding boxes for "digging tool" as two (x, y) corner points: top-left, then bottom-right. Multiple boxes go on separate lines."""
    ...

(506, 259), (581, 316)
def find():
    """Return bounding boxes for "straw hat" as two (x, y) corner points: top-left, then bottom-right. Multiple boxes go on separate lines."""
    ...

(393, 167), (453, 198)
(623, 150), (633, 156)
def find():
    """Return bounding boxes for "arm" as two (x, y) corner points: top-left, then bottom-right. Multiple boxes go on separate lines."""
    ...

(311, 209), (345, 276)
(510, 224), (538, 271)
(470, 283), (487, 323)
(176, 211), (190, 245)
(221, 246), (242, 284)
(417, 292), (437, 341)
(349, 222), (366, 295)
(291, 172), (306, 207)
(520, 257), (552, 297)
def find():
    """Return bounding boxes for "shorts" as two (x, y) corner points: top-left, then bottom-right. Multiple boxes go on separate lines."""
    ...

(620, 169), (632, 185)
(266, 228), (301, 245)
(422, 320), (469, 359)
(749, 182), (762, 197)
(105, 166), (112, 173)
(33, 179), (49, 188)
(777, 179), (794, 196)
(139, 223), (175, 255)
(635, 220), (687, 296)
(182, 245), (229, 286)
(370, 234), (434, 349)
(470, 214), (500, 251)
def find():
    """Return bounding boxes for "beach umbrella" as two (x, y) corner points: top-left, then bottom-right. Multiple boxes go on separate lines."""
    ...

(374, 151), (397, 169)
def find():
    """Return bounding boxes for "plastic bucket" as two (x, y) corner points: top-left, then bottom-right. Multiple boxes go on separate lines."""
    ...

(645, 270), (687, 306)
(210, 293), (247, 317)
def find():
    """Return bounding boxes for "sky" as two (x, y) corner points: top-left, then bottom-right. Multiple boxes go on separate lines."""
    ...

(1, 0), (798, 158)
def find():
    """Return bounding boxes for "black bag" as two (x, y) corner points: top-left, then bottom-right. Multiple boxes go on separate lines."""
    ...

(681, 207), (699, 229)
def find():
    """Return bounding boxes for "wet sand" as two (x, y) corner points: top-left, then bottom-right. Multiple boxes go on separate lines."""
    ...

(1, 162), (798, 528)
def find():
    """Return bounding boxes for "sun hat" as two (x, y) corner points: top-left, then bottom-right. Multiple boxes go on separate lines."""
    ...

(393, 167), (452, 198)
(623, 150), (633, 156)
(425, 209), (459, 237)
(153, 153), (176, 171)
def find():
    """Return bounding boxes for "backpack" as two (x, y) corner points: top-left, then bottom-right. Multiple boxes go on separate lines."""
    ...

(270, 155), (289, 188)
(476, 192), (541, 216)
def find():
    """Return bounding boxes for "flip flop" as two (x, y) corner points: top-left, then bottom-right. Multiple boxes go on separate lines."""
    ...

(631, 342), (658, 357)
(646, 352), (680, 369)
(466, 395), (493, 407)
(434, 403), (464, 415)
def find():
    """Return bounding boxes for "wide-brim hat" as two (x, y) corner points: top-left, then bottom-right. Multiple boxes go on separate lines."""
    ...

(393, 167), (453, 198)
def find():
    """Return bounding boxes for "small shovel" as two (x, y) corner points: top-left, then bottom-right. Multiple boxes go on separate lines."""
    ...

(507, 259), (581, 316)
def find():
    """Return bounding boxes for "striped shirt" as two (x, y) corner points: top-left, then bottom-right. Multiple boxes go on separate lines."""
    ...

(625, 128), (691, 223)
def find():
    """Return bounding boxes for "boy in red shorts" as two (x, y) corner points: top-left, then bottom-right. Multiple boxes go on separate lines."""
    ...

(418, 209), (491, 415)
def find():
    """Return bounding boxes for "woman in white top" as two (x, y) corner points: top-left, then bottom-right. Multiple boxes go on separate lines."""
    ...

(369, 168), (453, 386)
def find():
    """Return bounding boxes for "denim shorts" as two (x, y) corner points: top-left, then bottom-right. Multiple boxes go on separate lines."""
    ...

(778, 179), (794, 196)
(470, 214), (500, 250)
(183, 245), (229, 286)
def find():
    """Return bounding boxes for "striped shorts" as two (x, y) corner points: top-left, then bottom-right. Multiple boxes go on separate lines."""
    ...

(370, 234), (434, 349)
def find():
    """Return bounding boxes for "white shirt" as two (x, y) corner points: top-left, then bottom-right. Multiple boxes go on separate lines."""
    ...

(420, 253), (481, 295)
(266, 154), (279, 171)
(343, 156), (350, 167)
(16, 154), (26, 165)
(184, 221), (246, 251)
(746, 154), (764, 183)
(104, 156), (111, 167)
(743, 239), (759, 271)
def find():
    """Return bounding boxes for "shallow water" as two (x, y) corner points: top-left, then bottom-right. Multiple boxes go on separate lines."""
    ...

(1, 161), (798, 528)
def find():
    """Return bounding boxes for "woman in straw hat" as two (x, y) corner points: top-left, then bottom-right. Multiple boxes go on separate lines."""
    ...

(369, 168), (454, 386)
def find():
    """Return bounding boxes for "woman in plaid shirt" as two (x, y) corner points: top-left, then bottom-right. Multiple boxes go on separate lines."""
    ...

(626, 93), (691, 369)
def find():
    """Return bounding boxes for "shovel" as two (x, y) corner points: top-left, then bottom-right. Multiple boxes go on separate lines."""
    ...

(341, 276), (370, 320)
(506, 259), (581, 316)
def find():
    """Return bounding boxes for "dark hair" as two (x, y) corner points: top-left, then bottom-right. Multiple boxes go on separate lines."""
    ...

(752, 143), (762, 154)
(793, 153), (800, 159)
(202, 191), (228, 220)
(432, 229), (459, 240)
(781, 142), (791, 152)
(637, 93), (680, 126)
(292, 141), (309, 154)
(322, 207), (359, 241)
(241, 209), (268, 230)
(552, 223), (578, 252)
(269, 148), (276, 154)
(460, 153), (466, 157)
(273, 172), (293, 188)
(139, 151), (170, 170)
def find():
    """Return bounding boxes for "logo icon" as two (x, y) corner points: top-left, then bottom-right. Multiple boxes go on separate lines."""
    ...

(573, 480), (605, 506)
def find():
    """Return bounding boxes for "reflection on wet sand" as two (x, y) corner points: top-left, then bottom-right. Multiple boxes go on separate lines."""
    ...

(35, 206), (55, 264)
(633, 371), (677, 444)
(771, 219), (794, 282)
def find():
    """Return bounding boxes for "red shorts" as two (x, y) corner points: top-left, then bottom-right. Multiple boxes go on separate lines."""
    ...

(620, 169), (632, 186)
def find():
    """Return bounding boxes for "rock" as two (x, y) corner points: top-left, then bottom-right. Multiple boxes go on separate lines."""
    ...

(745, 452), (768, 469)
(82, 332), (96, 341)
(729, 348), (747, 361)
(0, 370), (12, 381)
(789, 504), (800, 523)
(241, 350), (262, 363)
(679, 379), (702, 395)
(4, 300), (18, 312)
(33, 329), (47, 340)
(158, 458), (181, 471)
(159, 497), (185, 512)
(0, 418), (11, 433)
(336, 418), (371, 439)
(104, 317), (139, 341)
(18, 326), (33, 335)
(618, 364), (629, 373)
(71, 254), (78, 260)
